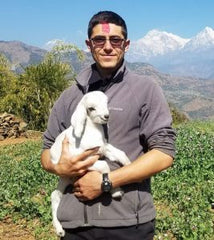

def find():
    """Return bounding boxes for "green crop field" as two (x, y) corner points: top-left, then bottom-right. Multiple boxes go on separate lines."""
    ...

(153, 122), (214, 239)
(0, 121), (213, 240)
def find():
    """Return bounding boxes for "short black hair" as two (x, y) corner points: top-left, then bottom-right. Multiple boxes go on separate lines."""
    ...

(88, 11), (128, 39)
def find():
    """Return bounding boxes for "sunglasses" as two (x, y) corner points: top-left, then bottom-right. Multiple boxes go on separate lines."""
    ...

(90, 36), (125, 47)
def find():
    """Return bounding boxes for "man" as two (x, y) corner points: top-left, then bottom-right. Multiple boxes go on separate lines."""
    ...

(41, 11), (176, 240)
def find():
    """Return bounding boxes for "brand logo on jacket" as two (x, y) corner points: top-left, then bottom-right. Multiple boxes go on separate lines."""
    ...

(109, 107), (123, 111)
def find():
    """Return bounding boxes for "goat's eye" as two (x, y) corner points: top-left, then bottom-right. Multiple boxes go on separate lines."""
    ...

(88, 107), (95, 112)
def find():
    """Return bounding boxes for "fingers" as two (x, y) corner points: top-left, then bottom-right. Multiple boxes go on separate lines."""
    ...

(82, 147), (100, 158)
(74, 148), (100, 169)
(71, 155), (99, 177)
(61, 135), (70, 154)
(78, 155), (100, 170)
(58, 136), (100, 176)
(72, 183), (86, 201)
(73, 171), (102, 201)
(62, 136), (99, 160)
(74, 192), (87, 202)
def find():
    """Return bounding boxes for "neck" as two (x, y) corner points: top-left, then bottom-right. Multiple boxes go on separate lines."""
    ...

(96, 60), (124, 79)
(84, 117), (104, 140)
(96, 66), (115, 79)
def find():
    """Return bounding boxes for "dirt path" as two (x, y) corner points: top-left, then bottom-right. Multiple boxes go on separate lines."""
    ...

(0, 218), (35, 240)
(0, 137), (32, 146)
(0, 130), (42, 146)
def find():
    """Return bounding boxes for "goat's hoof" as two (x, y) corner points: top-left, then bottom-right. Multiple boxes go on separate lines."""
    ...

(55, 226), (65, 237)
(112, 190), (123, 199)
(56, 229), (65, 237)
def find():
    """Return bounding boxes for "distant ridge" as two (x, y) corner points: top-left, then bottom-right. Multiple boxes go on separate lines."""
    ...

(0, 40), (46, 71)
(0, 40), (213, 120)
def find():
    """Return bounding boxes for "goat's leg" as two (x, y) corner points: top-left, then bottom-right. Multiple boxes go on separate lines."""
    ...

(51, 177), (70, 237)
(100, 144), (132, 199)
(89, 160), (124, 199)
(51, 190), (65, 237)
(101, 144), (131, 166)
(88, 160), (110, 173)
(111, 188), (124, 199)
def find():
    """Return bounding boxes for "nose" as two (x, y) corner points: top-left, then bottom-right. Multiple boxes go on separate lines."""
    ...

(104, 114), (109, 120)
(103, 39), (113, 49)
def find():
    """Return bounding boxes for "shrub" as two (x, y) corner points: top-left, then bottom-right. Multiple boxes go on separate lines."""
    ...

(169, 103), (189, 125)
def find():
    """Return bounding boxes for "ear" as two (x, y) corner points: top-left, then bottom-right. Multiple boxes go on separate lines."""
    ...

(124, 39), (130, 52)
(85, 39), (92, 51)
(71, 102), (87, 138)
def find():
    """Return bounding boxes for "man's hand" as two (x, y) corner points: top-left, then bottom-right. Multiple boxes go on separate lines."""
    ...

(73, 171), (102, 201)
(41, 137), (100, 178)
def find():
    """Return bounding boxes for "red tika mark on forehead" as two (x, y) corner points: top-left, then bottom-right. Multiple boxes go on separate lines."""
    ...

(101, 22), (110, 33)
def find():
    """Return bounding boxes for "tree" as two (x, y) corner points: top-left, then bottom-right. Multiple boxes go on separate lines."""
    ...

(0, 54), (18, 115)
(0, 54), (17, 102)
(1, 42), (84, 131)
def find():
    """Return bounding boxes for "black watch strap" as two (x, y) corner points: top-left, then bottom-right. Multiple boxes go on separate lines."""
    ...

(101, 173), (112, 193)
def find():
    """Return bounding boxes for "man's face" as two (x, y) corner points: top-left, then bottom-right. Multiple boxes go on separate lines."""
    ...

(86, 23), (130, 76)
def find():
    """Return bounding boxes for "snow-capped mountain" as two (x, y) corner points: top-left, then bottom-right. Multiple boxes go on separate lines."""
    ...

(127, 29), (189, 61)
(183, 26), (214, 51)
(126, 27), (214, 79)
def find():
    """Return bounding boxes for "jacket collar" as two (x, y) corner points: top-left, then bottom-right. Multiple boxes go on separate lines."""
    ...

(76, 60), (127, 93)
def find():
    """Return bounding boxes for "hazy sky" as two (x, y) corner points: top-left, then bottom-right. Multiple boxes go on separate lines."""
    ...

(1, 0), (213, 49)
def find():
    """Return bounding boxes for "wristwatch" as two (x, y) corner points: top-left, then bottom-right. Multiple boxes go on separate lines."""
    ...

(101, 173), (112, 193)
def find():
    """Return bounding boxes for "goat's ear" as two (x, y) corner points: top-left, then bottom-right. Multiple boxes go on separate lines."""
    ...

(71, 102), (87, 138)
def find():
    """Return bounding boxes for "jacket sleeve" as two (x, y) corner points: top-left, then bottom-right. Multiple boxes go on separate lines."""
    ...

(139, 82), (176, 158)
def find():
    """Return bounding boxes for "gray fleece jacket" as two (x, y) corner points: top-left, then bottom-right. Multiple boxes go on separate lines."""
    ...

(43, 61), (176, 229)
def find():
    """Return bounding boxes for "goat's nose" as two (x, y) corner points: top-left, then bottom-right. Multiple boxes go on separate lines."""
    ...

(104, 114), (109, 120)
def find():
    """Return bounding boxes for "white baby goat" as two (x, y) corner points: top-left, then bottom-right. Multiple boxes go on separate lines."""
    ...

(50, 91), (130, 237)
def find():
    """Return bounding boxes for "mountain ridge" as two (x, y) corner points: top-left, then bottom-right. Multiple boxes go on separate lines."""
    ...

(0, 40), (46, 71)
(0, 40), (213, 121)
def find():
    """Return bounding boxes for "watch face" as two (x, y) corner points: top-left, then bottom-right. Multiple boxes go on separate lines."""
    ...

(102, 173), (112, 192)
(103, 181), (112, 192)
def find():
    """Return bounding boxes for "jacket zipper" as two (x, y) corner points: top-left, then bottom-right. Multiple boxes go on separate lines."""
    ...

(135, 211), (139, 228)
(84, 205), (89, 226)
(136, 183), (140, 228)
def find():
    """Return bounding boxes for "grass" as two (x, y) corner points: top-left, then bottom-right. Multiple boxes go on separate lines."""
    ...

(0, 121), (213, 239)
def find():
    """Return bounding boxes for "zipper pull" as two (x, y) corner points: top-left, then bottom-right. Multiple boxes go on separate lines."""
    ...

(135, 211), (139, 228)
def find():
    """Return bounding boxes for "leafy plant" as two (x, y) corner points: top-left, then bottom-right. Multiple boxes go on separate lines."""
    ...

(0, 141), (58, 223)
(153, 122), (214, 239)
